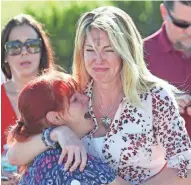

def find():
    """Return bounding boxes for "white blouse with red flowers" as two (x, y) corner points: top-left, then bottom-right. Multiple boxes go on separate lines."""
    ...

(82, 80), (191, 185)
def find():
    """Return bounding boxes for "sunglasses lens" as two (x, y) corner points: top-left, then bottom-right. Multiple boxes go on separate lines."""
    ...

(26, 39), (42, 54)
(5, 39), (42, 56)
(167, 9), (190, 29)
(5, 41), (22, 56)
(173, 21), (190, 29)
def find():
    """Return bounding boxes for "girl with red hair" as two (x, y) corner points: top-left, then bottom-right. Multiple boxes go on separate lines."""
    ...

(7, 71), (126, 185)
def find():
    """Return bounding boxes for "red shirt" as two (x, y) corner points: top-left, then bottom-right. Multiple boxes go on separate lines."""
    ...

(144, 23), (191, 138)
(1, 84), (17, 152)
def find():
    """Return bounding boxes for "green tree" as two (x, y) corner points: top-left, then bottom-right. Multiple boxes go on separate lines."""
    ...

(25, 1), (103, 72)
(24, 1), (163, 72)
(112, 1), (162, 37)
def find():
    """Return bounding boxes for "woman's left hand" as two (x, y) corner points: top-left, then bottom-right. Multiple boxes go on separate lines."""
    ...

(51, 126), (87, 172)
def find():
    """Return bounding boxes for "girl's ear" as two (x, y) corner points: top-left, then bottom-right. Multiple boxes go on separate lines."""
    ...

(46, 111), (66, 125)
(46, 111), (61, 125)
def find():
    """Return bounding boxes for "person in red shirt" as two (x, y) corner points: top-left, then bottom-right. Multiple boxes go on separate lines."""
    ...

(1, 14), (55, 184)
(144, 0), (191, 138)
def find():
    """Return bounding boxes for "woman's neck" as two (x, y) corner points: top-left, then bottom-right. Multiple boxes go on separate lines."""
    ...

(9, 75), (37, 92)
(93, 78), (123, 104)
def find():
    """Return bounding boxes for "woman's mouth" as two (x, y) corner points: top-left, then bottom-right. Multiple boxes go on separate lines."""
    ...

(93, 67), (109, 72)
(20, 61), (32, 67)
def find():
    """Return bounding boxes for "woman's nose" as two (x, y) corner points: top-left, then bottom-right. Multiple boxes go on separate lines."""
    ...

(21, 46), (28, 56)
(95, 52), (104, 64)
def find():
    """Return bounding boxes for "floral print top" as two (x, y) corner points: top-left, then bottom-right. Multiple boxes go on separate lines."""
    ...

(82, 80), (191, 185)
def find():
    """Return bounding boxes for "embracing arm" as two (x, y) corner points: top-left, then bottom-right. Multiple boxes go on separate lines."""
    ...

(7, 134), (48, 165)
(7, 126), (72, 165)
(7, 126), (87, 170)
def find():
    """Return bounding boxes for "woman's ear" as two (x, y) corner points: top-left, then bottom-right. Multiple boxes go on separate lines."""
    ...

(46, 111), (62, 125)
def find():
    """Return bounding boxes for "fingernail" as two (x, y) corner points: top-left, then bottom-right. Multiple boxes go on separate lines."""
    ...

(58, 161), (62, 165)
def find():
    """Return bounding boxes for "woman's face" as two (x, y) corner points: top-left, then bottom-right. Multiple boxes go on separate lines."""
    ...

(83, 28), (122, 84)
(5, 24), (41, 79)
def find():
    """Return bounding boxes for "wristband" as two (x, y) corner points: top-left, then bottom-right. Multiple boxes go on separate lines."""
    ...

(42, 127), (58, 149)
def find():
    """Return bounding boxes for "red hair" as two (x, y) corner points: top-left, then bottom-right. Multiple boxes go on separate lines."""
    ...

(8, 71), (77, 143)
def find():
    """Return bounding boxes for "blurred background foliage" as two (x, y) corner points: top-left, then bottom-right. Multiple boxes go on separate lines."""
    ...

(1, 0), (162, 73)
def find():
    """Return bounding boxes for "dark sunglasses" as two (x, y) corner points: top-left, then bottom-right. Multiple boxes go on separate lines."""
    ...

(167, 9), (191, 29)
(4, 38), (42, 56)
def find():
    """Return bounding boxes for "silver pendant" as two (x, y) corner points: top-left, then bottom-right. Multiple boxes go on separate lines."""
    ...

(101, 116), (112, 129)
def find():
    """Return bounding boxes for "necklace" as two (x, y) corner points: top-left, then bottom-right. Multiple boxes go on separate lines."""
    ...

(93, 93), (122, 129)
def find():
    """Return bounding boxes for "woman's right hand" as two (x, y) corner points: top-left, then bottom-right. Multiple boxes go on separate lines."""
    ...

(51, 126), (87, 172)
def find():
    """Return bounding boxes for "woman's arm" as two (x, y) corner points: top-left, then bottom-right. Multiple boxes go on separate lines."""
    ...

(7, 126), (87, 169)
(7, 134), (48, 165)
(143, 168), (191, 185)
(150, 88), (191, 185)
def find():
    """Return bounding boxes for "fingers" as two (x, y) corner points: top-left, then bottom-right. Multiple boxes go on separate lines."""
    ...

(56, 128), (87, 172)
(58, 146), (87, 172)
(69, 147), (81, 172)
(79, 149), (87, 172)
(179, 105), (185, 114)
(64, 149), (74, 171)
(58, 148), (67, 165)
(177, 95), (191, 114)
(177, 95), (191, 108)
(178, 99), (188, 112)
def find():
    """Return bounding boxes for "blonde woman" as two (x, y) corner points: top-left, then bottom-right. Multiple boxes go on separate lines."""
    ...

(8, 6), (191, 185)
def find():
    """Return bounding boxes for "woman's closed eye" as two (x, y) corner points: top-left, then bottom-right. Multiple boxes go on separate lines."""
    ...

(105, 49), (114, 52)
(86, 49), (95, 52)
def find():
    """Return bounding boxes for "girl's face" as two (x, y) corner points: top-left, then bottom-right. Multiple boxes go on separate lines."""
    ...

(54, 93), (94, 135)
(5, 24), (41, 80)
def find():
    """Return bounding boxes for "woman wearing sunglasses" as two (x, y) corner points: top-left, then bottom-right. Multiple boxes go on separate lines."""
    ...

(1, 13), (55, 185)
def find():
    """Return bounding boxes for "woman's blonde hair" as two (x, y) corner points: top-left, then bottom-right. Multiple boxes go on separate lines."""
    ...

(73, 6), (177, 105)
